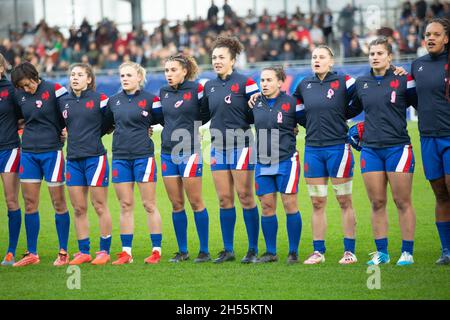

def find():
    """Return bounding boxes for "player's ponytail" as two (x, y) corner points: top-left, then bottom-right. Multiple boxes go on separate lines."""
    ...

(427, 18), (450, 101)
(119, 61), (147, 88)
(69, 63), (96, 91)
(166, 54), (199, 81)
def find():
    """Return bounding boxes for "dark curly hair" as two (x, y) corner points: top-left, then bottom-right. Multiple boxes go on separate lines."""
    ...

(166, 53), (199, 80)
(211, 36), (244, 60)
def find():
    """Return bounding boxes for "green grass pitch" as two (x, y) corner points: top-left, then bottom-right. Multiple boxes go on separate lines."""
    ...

(0, 122), (449, 300)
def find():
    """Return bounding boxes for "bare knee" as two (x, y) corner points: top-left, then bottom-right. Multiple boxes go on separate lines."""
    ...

(337, 196), (353, 211)
(393, 197), (412, 213)
(142, 200), (157, 216)
(219, 194), (234, 209)
(371, 198), (387, 212)
(311, 197), (327, 211)
(261, 201), (276, 216)
(23, 196), (39, 213)
(237, 190), (254, 208)
(120, 199), (134, 215)
(91, 199), (109, 216)
(73, 204), (88, 218)
(188, 197), (204, 212)
(170, 199), (185, 212)
(4, 194), (19, 211)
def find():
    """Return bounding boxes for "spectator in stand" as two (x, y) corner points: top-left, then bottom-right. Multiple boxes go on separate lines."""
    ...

(207, 0), (219, 22)
(415, 0), (427, 21)
(223, 0), (234, 19)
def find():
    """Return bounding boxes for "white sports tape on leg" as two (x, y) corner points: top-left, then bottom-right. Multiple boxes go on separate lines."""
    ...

(47, 182), (65, 187)
(332, 181), (353, 196)
(306, 184), (328, 197)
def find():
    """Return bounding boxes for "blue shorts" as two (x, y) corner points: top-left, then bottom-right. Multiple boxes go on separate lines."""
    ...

(66, 155), (109, 187)
(20, 150), (65, 183)
(420, 136), (450, 180)
(361, 145), (415, 174)
(161, 153), (202, 178)
(0, 148), (20, 173)
(304, 143), (354, 178)
(112, 157), (157, 183)
(210, 147), (255, 171)
(255, 152), (300, 196)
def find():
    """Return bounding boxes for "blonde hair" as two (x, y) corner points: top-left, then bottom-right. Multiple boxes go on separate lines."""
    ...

(119, 61), (147, 88)
(0, 53), (8, 77)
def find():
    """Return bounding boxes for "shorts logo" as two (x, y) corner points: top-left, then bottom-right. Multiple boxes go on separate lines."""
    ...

(138, 99), (147, 108)
(41, 91), (50, 101)
(35, 100), (43, 108)
(66, 172), (71, 181)
(85, 100), (94, 109)
(19, 165), (24, 174)
(162, 162), (167, 172)
(224, 94), (232, 104)
(231, 83), (239, 93)
(174, 100), (184, 108)
(112, 169), (119, 178)
(62, 110), (68, 119)
(211, 157), (217, 166)
(304, 162), (309, 173)
(255, 182), (259, 191)
(361, 158), (366, 169)
(183, 92), (192, 101)
(281, 103), (290, 112)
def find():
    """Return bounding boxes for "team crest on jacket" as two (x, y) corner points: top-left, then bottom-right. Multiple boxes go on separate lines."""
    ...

(390, 79), (399, 90)
(224, 94), (232, 104)
(0, 89), (9, 99)
(327, 89), (334, 99)
(85, 100), (94, 109)
(183, 91), (192, 101)
(138, 99), (147, 108)
(330, 80), (340, 90)
(141, 110), (149, 117)
(281, 103), (290, 112)
(174, 100), (184, 108)
(41, 91), (50, 101)
(231, 83), (239, 93)
(35, 100), (43, 108)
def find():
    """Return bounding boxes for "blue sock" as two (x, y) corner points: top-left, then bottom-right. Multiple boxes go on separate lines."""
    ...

(194, 208), (209, 254)
(150, 233), (162, 248)
(286, 212), (302, 255)
(313, 240), (326, 254)
(7, 209), (22, 256)
(220, 207), (236, 252)
(78, 238), (90, 254)
(344, 238), (356, 254)
(55, 211), (70, 251)
(243, 206), (259, 253)
(261, 215), (278, 255)
(25, 212), (40, 255)
(120, 234), (133, 248)
(375, 238), (388, 255)
(100, 235), (111, 253)
(172, 210), (188, 253)
(402, 240), (414, 255)
(436, 221), (450, 252)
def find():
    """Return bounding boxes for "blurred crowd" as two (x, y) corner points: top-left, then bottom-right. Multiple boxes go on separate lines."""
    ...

(0, 0), (449, 74)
